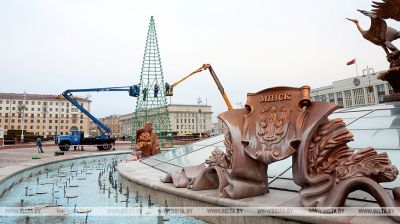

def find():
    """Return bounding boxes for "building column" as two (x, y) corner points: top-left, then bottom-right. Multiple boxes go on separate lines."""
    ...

(333, 92), (338, 105)
(363, 87), (368, 105)
(350, 90), (355, 107)
(374, 85), (379, 105)
(385, 84), (390, 95)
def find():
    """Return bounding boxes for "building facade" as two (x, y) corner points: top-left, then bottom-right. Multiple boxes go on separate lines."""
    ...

(0, 93), (91, 136)
(119, 113), (132, 138)
(100, 115), (120, 138)
(168, 104), (212, 136)
(310, 71), (393, 108)
(119, 104), (213, 138)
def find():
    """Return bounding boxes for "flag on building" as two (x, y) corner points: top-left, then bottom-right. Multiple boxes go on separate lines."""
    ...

(346, 58), (356, 65)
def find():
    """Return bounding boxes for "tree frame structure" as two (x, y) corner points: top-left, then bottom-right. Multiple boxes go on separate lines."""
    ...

(132, 16), (172, 144)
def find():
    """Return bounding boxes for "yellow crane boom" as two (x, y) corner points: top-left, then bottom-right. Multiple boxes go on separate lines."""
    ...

(166, 64), (233, 110)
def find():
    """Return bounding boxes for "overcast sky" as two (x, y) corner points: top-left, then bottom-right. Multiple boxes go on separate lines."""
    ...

(0, 0), (398, 121)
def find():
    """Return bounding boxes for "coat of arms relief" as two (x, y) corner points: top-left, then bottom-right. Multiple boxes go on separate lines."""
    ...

(256, 106), (291, 145)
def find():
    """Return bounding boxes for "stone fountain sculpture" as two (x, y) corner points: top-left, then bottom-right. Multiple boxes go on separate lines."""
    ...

(162, 86), (400, 222)
(133, 123), (160, 159)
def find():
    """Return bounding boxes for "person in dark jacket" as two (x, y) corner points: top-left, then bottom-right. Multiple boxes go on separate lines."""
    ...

(36, 137), (44, 153)
(143, 88), (148, 101)
(154, 83), (159, 97)
(165, 82), (170, 94)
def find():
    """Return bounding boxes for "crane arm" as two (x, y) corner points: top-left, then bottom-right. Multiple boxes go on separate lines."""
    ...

(61, 85), (138, 138)
(204, 64), (233, 110)
(170, 66), (207, 88)
(168, 64), (233, 110)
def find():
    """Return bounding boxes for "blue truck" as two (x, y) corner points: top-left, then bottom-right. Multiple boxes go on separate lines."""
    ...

(57, 85), (139, 151)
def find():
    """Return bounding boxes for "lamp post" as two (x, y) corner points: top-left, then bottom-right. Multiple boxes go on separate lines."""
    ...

(17, 92), (27, 143)
(362, 66), (375, 103)
(42, 102), (48, 138)
(311, 90), (319, 101)
(362, 65), (375, 86)
(196, 98), (202, 138)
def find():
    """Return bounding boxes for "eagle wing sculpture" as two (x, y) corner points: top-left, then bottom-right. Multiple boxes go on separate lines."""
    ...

(358, 9), (387, 41)
(373, 0), (400, 21)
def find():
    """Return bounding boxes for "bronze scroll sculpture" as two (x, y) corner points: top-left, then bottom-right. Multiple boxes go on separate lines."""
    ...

(347, 0), (400, 101)
(133, 123), (160, 159)
(162, 86), (400, 221)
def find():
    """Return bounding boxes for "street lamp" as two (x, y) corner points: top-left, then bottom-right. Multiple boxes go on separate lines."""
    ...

(362, 66), (375, 103)
(236, 102), (244, 108)
(42, 102), (48, 138)
(196, 97), (202, 138)
(311, 90), (319, 101)
(17, 92), (27, 143)
(362, 66), (375, 88)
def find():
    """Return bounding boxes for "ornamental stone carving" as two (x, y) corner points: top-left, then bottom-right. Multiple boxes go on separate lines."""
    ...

(161, 86), (400, 222)
(133, 123), (160, 159)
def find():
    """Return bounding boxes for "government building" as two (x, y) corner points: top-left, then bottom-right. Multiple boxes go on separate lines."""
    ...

(0, 93), (91, 137)
(119, 104), (212, 138)
(310, 70), (392, 108)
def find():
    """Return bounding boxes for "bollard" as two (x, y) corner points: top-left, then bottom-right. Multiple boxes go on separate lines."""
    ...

(148, 195), (152, 208)
(139, 200), (143, 215)
(135, 190), (139, 203)
(164, 199), (170, 221)
(85, 212), (89, 223)
(157, 207), (164, 224)
(125, 194), (129, 208)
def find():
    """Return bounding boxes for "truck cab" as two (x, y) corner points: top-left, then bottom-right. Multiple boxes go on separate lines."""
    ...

(58, 130), (83, 151)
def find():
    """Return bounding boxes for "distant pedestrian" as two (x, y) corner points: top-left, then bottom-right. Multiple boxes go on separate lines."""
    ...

(154, 83), (159, 97)
(36, 137), (44, 153)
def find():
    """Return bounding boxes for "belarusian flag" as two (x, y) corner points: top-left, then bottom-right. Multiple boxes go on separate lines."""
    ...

(346, 59), (356, 65)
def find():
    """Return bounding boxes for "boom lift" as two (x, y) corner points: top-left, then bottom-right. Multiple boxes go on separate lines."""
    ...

(166, 64), (233, 110)
(57, 85), (139, 151)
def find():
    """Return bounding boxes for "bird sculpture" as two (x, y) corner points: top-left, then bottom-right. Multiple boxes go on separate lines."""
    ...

(372, 0), (400, 21)
(346, 9), (400, 55)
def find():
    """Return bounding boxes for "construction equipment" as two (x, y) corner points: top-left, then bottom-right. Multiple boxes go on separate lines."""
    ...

(57, 85), (139, 151)
(166, 64), (233, 110)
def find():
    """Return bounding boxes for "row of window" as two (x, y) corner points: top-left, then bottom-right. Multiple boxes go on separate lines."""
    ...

(176, 124), (207, 130)
(0, 100), (79, 107)
(175, 113), (207, 118)
(0, 118), (84, 124)
(0, 113), (84, 119)
(0, 106), (86, 113)
(313, 84), (391, 107)
(176, 118), (207, 124)
(0, 124), (83, 131)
